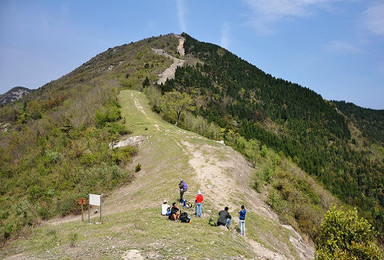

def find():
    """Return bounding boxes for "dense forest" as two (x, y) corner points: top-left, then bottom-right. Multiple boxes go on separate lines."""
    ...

(160, 33), (384, 241)
(334, 101), (384, 146)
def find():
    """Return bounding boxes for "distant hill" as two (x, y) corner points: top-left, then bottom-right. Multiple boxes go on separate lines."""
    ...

(0, 86), (31, 105)
(0, 87), (32, 105)
(334, 101), (384, 145)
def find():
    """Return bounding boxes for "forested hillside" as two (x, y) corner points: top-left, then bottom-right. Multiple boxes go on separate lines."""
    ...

(334, 101), (384, 145)
(1, 32), (383, 254)
(160, 33), (384, 242)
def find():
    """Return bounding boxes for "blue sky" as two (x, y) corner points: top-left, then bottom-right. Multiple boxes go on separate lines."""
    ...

(0, 0), (383, 109)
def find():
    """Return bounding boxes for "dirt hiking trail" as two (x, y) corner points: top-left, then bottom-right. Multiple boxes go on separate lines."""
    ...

(5, 90), (315, 260)
(104, 90), (314, 259)
(4, 35), (314, 259)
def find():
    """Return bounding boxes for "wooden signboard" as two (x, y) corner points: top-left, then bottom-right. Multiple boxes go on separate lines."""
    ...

(78, 198), (86, 221)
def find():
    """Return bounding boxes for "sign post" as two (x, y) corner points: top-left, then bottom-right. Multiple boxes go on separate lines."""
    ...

(78, 198), (87, 221)
(88, 194), (102, 223)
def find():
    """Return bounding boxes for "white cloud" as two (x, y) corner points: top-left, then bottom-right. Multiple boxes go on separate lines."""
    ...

(221, 23), (230, 49)
(323, 40), (362, 54)
(243, 0), (330, 34)
(363, 2), (384, 36)
(176, 0), (186, 33)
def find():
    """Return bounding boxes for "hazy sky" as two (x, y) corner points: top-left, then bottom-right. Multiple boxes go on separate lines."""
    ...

(1, 0), (383, 109)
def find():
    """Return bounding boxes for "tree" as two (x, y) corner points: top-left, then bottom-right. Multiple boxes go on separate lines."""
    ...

(142, 76), (150, 88)
(160, 90), (195, 126)
(315, 207), (382, 260)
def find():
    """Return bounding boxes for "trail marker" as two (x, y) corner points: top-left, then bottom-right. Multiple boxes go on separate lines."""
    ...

(88, 194), (103, 223)
(78, 198), (86, 221)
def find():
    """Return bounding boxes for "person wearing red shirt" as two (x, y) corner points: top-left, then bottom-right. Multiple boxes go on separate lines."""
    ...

(195, 190), (204, 217)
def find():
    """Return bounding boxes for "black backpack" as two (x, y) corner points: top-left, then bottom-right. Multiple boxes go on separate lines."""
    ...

(180, 212), (191, 223)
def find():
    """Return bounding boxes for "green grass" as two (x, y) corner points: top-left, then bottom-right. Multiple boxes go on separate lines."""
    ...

(2, 90), (309, 259)
(3, 208), (258, 259)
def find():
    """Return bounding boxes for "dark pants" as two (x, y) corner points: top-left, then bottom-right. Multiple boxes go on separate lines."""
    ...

(180, 189), (185, 202)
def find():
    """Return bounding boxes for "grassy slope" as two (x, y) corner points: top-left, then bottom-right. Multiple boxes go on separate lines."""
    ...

(2, 90), (313, 259)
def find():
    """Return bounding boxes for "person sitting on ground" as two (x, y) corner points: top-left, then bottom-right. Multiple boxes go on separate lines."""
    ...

(195, 190), (204, 217)
(161, 200), (170, 216)
(217, 206), (232, 229)
(169, 202), (180, 221)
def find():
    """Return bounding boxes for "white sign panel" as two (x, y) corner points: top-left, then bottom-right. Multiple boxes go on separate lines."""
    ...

(89, 194), (102, 206)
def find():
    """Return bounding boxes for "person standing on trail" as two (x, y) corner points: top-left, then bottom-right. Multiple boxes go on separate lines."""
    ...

(217, 207), (232, 229)
(179, 179), (187, 203)
(238, 205), (247, 236)
(195, 190), (203, 217)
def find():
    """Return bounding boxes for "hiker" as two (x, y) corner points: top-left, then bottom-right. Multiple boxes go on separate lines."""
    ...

(169, 202), (180, 221)
(217, 207), (232, 229)
(161, 200), (170, 216)
(238, 205), (247, 236)
(195, 190), (203, 217)
(178, 179), (187, 203)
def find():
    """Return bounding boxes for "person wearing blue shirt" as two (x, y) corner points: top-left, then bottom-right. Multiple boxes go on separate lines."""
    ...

(238, 205), (247, 236)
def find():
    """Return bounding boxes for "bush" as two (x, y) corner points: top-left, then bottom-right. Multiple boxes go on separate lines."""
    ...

(95, 105), (121, 127)
(56, 195), (78, 216)
(112, 146), (137, 165)
(315, 207), (382, 260)
(135, 163), (141, 172)
(69, 232), (78, 247)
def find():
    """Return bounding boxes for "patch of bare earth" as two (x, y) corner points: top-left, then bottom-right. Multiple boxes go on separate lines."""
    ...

(153, 35), (185, 85)
(182, 140), (314, 259)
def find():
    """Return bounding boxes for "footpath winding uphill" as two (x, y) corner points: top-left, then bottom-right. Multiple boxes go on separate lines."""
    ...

(154, 35), (185, 85)
(4, 90), (314, 259)
(3, 34), (314, 259)
(99, 90), (314, 259)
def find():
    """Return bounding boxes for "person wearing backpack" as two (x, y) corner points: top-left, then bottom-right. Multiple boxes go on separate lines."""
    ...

(238, 205), (247, 236)
(178, 179), (187, 203)
(217, 207), (232, 229)
(195, 190), (203, 217)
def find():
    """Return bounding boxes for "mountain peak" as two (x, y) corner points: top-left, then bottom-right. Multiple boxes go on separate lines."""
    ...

(0, 86), (31, 105)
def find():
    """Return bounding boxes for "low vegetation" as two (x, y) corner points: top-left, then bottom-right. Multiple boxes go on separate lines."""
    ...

(1, 32), (383, 258)
(0, 34), (182, 244)
(316, 207), (381, 259)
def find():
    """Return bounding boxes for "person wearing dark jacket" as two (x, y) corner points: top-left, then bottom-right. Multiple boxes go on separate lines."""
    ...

(217, 207), (232, 229)
(169, 202), (180, 221)
(238, 205), (247, 236)
(178, 179), (187, 203)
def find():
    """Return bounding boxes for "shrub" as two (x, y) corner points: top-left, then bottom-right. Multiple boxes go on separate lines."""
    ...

(315, 207), (382, 260)
(112, 146), (137, 165)
(56, 195), (78, 216)
(95, 106), (121, 127)
(135, 163), (141, 172)
(69, 232), (78, 247)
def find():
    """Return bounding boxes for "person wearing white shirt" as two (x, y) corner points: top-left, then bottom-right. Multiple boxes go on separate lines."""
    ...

(161, 200), (170, 216)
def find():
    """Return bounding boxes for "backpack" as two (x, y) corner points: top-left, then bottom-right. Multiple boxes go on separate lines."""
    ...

(180, 212), (191, 223)
(183, 182), (188, 191)
(183, 200), (194, 209)
(208, 217), (216, 226)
